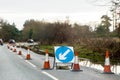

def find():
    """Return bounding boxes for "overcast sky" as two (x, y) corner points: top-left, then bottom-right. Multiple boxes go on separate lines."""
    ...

(0, 0), (110, 30)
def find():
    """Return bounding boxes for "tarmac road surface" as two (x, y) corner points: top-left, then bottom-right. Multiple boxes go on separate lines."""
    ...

(0, 44), (120, 80)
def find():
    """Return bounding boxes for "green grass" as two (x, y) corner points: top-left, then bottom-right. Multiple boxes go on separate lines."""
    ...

(34, 44), (118, 65)
(39, 43), (71, 53)
(39, 45), (54, 53)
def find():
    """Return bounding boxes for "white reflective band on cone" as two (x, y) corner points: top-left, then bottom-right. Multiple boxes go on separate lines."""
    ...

(45, 54), (49, 61)
(105, 58), (110, 65)
(28, 49), (30, 54)
(74, 56), (78, 64)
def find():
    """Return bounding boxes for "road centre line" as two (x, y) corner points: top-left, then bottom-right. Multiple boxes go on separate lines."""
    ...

(42, 71), (59, 80)
(25, 60), (36, 68)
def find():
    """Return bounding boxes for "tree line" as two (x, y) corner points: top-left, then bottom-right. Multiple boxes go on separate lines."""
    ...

(0, 19), (20, 42)
(0, 15), (120, 62)
(22, 19), (94, 44)
(0, 15), (119, 43)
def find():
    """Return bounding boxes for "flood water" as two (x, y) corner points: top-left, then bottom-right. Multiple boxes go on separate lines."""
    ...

(79, 60), (120, 75)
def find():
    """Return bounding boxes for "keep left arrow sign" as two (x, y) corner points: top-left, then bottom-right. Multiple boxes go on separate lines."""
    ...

(59, 49), (70, 60)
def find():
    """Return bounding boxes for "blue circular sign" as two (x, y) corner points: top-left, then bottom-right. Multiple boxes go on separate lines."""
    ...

(55, 46), (74, 63)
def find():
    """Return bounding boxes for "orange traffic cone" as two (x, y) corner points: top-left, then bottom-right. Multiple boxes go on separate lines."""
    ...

(26, 47), (31, 60)
(72, 51), (82, 71)
(43, 49), (50, 69)
(18, 46), (22, 55)
(18, 44), (22, 55)
(13, 46), (17, 52)
(18, 50), (22, 55)
(103, 50), (114, 74)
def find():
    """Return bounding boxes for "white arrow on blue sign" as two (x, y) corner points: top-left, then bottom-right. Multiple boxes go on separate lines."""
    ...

(54, 46), (74, 63)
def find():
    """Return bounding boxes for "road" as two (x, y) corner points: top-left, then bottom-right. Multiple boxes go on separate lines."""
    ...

(0, 44), (120, 80)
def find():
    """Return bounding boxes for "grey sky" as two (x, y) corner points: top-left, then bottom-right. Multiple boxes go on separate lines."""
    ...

(0, 0), (97, 12)
(0, 0), (110, 30)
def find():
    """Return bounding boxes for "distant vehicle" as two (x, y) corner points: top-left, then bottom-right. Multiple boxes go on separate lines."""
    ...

(9, 39), (16, 46)
(27, 39), (34, 43)
(0, 39), (3, 45)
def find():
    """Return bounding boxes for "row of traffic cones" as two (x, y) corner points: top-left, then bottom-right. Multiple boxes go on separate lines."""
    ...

(43, 49), (114, 74)
(7, 44), (114, 73)
(7, 44), (31, 60)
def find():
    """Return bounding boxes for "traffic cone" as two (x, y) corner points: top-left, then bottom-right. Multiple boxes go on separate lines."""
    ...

(13, 46), (17, 52)
(72, 51), (82, 71)
(43, 49), (50, 69)
(103, 50), (114, 74)
(18, 46), (22, 55)
(18, 50), (22, 55)
(26, 47), (31, 60)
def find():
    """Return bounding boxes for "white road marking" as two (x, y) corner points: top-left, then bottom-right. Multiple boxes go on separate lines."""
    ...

(25, 60), (36, 68)
(42, 71), (59, 80)
(18, 56), (23, 59)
